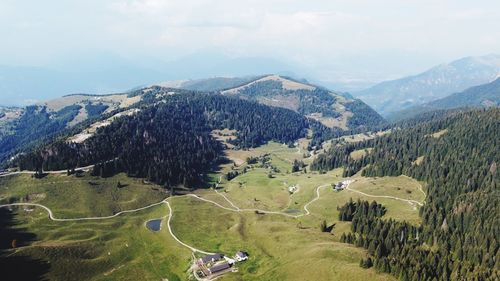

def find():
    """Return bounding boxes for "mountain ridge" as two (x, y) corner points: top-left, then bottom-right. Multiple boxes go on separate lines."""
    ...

(355, 54), (500, 116)
(0, 75), (384, 166)
(388, 77), (500, 121)
(217, 74), (385, 130)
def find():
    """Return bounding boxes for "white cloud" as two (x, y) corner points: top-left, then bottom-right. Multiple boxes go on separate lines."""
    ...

(0, 0), (499, 81)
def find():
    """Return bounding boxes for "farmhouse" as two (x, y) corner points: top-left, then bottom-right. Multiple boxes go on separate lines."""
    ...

(235, 251), (248, 262)
(208, 262), (231, 274)
(334, 182), (346, 191)
(333, 180), (353, 191)
(195, 251), (248, 279)
(199, 253), (224, 265)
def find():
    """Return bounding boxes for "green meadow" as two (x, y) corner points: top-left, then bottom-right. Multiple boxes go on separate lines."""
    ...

(0, 142), (424, 280)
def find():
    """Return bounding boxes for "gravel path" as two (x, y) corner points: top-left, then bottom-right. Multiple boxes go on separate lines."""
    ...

(0, 177), (424, 255)
(345, 182), (424, 206)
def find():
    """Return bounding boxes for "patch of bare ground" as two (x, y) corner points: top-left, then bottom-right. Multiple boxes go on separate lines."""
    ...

(67, 106), (88, 127)
(349, 148), (373, 160)
(306, 111), (352, 130)
(211, 129), (238, 149)
(0, 107), (23, 121)
(427, 129), (448, 138)
(333, 130), (391, 145)
(412, 156), (425, 166)
(221, 75), (315, 95)
(42, 94), (141, 113)
(68, 108), (140, 143)
(257, 95), (300, 111)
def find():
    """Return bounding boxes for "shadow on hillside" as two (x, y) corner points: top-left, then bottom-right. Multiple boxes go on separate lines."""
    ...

(325, 223), (336, 233)
(171, 153), (232, 194)
(0, 208), (50, 281)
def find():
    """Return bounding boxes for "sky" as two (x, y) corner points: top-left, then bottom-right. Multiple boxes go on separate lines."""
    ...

(0, 0), (499, 103)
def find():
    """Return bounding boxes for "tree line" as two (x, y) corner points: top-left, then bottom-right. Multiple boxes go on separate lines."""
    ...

(15, 93), (332, 188)
(314, 108), (499, 280)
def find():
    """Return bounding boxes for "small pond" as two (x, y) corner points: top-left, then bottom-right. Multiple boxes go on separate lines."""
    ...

(146, 219), (162, 232)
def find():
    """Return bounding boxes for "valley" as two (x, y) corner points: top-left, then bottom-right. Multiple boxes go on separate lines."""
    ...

(0, 137), (427, 281)
(1, 2), (499, 280)
(0, 75), (497, 281)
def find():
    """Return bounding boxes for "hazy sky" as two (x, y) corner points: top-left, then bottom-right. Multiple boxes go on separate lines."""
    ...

(1, 0), (500, 84)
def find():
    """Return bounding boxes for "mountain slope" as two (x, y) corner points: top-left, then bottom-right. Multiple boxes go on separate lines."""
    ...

(355, 54), (500, 116)
(312, 108), (499, 280)
(0, 93), (144, 164)
(220, 75), (385, 130)
(158, 76), (262, 92)
(2, 74), (385, 168)
(389, 78), (500, 121)
(0, 106), (23, 138)
(14, 92), (331, 187)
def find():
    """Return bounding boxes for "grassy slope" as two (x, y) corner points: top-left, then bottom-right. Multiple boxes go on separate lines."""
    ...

(170, 196), (395, 281)
(186, 156), (422, 280)
(0, 143), (424, 281)
(0, 173), (166, 218)
(346, 175), (425, 225)
(0, 173), (187, 280)
(5, 204), (191, 281)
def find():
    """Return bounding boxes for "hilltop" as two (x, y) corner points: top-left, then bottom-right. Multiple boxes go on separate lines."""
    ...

(0, 75), (385, 165)
(219, 75), (385, 130)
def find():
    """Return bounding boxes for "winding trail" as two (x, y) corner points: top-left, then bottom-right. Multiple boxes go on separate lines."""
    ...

(165, 201), (214, 255)
(0, 200), (167, 221)
(213, 175), (329, 217)
(0, 182), (330, 255)
(212, 191), (242, 211)
(301, 184), (329, 216)
(213, 184), (330, 218)
(345, 182), (424, 207)
(0, 177), (424, 255)
(417, 183), (427, 198)
(0, 198), (213, 255)
(0, 165), (95, 178)
(0, 158), (118, 178)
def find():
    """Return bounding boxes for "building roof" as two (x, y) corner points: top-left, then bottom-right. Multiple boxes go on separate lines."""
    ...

(236, 251), (248, 258)
(335, 182), (345, 189)
(209, 262), (230, 273)
(201, 253), (223, 264)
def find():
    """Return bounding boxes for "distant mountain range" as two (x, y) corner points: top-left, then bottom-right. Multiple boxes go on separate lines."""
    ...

(389, 77), (500, 121)
(0, 53), (294, 106)
(354, 54), (500, 116)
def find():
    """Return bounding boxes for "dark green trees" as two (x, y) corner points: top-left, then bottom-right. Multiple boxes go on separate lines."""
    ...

(16, 94), (327, 188)
(337, 198), (386, 222)
(319, 108), (499, 280)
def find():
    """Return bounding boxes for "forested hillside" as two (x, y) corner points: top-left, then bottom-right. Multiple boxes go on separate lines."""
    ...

(0, 105), (81, 163)
(0, 95), (129, 164)
(221, 75), (386, 131)
(312, 108), (499, 280)
(15, 93), (329, 188)
(1, 75), (386, 168)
